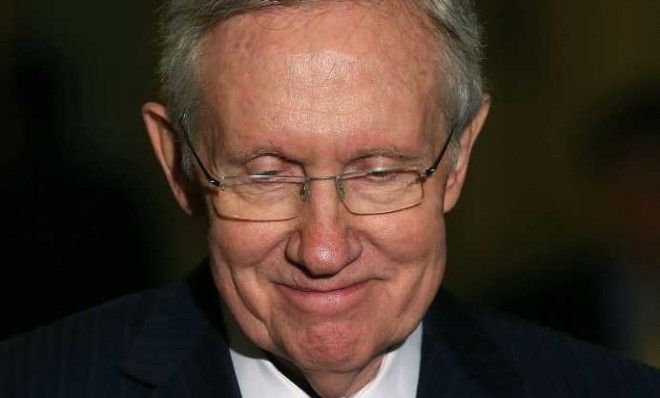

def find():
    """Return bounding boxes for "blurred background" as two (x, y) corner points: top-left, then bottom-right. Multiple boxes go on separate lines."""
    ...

(2, 1), (658, 367)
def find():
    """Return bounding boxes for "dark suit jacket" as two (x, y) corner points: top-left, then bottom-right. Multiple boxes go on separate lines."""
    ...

(3, 263), (660, 397)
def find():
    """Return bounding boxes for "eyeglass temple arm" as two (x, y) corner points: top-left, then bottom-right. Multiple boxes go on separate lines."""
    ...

(422, 129), (456, 178)
(177, 109), (221, 187)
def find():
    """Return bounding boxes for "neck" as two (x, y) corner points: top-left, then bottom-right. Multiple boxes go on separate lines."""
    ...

(269, 353), (385, 398)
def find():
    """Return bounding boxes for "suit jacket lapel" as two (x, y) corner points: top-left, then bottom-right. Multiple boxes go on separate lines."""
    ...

(119, 263), (242, 397)
(147, 331), (242, 398)
(417, 290), (525, 398)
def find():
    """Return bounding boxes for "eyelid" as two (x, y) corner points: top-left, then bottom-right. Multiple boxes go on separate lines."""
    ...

(243, 149), (300, 164)
(243, 152), (298, 165)
(345, 153), (422, 173)
(341, 164), (423, 180)
(350, 154), (403, 167)
(244, 153), (304, 176)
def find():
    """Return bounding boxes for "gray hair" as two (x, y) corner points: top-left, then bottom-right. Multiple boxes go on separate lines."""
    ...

(157, 0), (485, 171)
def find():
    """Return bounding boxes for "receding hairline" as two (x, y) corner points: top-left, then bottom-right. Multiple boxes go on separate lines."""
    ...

(194, 0), (449, 140)
(196, 1), (443, 98)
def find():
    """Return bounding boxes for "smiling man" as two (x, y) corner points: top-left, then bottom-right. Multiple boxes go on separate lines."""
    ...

(3, 1), (660, 397)
(143, 1), (487, 396)
(143, 1), (481, 396)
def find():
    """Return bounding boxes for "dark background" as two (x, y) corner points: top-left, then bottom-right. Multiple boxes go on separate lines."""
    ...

(2, 1), (659, 367)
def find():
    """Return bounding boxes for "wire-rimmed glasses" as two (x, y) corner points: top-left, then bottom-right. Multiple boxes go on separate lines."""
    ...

(178, 110), (454, 221)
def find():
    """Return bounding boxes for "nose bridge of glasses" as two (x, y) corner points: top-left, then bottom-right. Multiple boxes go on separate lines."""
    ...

(300, 174), (345, 203)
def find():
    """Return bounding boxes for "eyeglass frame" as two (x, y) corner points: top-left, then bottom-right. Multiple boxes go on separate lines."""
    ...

(176, 108), (455, 218)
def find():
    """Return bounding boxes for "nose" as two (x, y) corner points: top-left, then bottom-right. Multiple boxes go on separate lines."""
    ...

(285, 179), (362, 277)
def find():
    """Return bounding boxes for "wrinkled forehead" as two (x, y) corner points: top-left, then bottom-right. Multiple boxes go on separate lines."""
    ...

(195, 1), (445, 152)
(200, 2), (440, 101)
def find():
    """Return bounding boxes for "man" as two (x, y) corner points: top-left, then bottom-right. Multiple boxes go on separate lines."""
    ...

(2, 1), (659, 397)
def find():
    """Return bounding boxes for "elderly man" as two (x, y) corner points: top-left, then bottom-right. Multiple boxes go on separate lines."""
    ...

(3, 1), (660, 397)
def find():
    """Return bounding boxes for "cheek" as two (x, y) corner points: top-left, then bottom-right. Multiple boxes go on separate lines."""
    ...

(364, 201), (446, 266)
(206, 217), (292, 333)
(208, 218), (290, 268)
(364, 197), (447, 314)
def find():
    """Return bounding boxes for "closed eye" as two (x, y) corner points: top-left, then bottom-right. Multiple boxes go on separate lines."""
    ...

(366, 169), (398, 181)
(257, 170), (281, 176)
(245, 154), (303, 176)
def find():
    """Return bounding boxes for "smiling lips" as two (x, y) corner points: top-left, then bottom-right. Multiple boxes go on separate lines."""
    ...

(278, 280), (372, 315)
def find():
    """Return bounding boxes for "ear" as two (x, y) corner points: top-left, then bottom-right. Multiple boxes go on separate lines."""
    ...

(142, 102), (201, 216)
(443, 96), (491, 213)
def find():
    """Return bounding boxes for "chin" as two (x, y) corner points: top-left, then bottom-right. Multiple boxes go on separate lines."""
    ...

(279, 319), (390, 372)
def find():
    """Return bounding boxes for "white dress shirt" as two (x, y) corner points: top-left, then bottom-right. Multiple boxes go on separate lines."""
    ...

(224, 310), (422, 398)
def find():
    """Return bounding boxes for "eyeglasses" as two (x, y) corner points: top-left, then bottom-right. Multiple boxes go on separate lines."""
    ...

(178, 110), (454, 221)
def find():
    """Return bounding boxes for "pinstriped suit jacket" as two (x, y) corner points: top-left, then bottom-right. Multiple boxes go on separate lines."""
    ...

(3, 263), (660, 397)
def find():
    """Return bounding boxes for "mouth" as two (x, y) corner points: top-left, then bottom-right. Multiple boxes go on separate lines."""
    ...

(277, 280), (371, 315)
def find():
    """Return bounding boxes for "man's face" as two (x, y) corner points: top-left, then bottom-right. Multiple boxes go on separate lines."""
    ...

(164, 1), (481, 387)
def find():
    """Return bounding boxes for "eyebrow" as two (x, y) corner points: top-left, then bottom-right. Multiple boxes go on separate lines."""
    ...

(350, 146), (427, 163)
(222, 144), (427, 165)
(223, 145), (298, 165)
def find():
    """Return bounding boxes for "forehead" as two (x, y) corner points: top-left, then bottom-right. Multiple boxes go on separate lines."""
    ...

(198, 2), (444, 158)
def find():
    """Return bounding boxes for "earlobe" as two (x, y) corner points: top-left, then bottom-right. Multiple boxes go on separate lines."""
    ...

(142, 102), (201, 216)
(442, 96), (491, 213)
